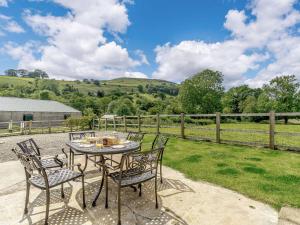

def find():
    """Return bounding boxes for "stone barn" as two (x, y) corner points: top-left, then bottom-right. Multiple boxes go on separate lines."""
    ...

(0, 97), (81, 122)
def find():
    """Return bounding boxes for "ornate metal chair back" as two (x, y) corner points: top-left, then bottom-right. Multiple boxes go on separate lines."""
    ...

(12, 148), (45, 176)
(127, 132), (144, 143)
(152, 134), (169, 150)
(69, 131), (96, 141)
(119, 147), (163, 179)
(17, 138), (41, 156)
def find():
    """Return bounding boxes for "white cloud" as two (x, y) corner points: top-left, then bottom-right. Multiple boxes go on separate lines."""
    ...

(0, 14), (25, 34)
(153, 0), (300, 87)
(0, 0), (10, 7)
(4, 20), (25, 33)
(5, 0), (147, 80)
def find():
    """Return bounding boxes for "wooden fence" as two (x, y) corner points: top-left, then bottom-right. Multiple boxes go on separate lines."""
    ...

(95, 112), (300, 151)
(0, 120), (72, 136)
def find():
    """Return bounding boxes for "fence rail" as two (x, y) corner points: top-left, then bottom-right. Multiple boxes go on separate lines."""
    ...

(98, 112), (300, 152)
(0, 119), (78, 136)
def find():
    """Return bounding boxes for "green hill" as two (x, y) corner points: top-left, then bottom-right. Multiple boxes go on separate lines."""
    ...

(0, 75), (180, 115)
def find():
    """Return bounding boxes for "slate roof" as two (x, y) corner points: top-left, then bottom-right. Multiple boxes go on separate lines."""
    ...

(0, 97), (80, 113)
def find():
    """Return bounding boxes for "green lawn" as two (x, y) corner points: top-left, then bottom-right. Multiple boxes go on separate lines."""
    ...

(120, 121), (300, 148)
(141, 134), (300, 210)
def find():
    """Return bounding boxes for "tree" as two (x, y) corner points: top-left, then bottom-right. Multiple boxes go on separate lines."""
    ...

(221, 85), (261, 113)
(26, 69), (49, 78)
(17, 69), (29, 77)
(179, 69), (224, 113)
(259, 75), (300, 123)
(4, 69), (18, 76)
(137, 85), (144, 93)
(40, 80), (60, 95)
(39, 90), (51, 100)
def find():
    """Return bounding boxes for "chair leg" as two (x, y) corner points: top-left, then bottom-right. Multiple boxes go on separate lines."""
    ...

(118, 185), (121, 225)
(69, 149), (72, 168)
(45, 188), (50, 225)
(105, 173), (108, 208)
(138, 183), (142, 197)
(155, 177), (158, 209)
(82, 175), (86, 208)
(24, 181), (30, 214)
(61, 184), (65, 198)
(160, 160), (163, 183)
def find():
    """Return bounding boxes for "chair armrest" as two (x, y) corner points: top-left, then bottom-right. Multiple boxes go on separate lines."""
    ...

(61, 148), (68, 159)
(54, 155), (64, 167)
(68, 163), (84, 174)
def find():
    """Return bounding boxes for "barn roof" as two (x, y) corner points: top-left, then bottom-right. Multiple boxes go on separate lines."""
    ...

(0, 97), (80, 113)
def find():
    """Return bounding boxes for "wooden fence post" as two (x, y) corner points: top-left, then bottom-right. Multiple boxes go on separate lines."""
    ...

(8, 120), (13, 133)
(29, 120), (32, 134)
(113, 116), (116, 131)
(48, 120), (51, 133)
(156, 114), (160, 134)
(181, 113), (185, 138)
(216, 112), (221, 143)
(269, 111), (275, 149)
(105, 118), (107, 131)
(138, 115), (141, 132)
(124, 116), (127, 132)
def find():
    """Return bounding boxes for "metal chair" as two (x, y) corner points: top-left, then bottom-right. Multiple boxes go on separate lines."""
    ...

(151, 134), (169, 183)
(69, 131), (96, 166)
(105, 147), (163, 225)
(17, 138), (67, 169)
(126, 131), (144, 151)
(12, 148), (86, 225)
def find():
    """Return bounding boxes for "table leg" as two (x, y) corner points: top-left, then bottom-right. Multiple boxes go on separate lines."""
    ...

(82, 154), (88, 172)
(92, 156), (105, 207)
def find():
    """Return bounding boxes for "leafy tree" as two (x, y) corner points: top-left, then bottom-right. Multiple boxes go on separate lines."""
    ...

(96, 90), (105, 97)
(137, 84), (144, 93)
(17, 69), (29, 77)
(221, 85), (261, 113)
(39, 90), (51, 100)
(179, 69), (224, 113)
(40, 80), (60, 95)
(4, 69), (18, 76)
(259, 75), (300, 123)
(27, 69), (49, 78)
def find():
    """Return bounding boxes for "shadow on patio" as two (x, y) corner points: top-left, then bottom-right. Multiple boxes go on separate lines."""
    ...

(20, 176), (192, 225)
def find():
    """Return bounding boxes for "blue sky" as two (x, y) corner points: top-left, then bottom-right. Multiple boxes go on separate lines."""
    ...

(1, 0), (300, 87)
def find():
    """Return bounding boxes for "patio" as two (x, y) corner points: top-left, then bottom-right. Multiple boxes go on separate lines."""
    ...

(0, 132), (278, 225)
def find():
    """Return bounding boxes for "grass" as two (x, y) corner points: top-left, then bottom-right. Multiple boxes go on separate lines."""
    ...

(141, 134), (300, 210)
(121, 121), (300, 148)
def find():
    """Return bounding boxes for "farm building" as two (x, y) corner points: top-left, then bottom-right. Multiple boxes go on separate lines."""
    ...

(0, 97), (81, 122)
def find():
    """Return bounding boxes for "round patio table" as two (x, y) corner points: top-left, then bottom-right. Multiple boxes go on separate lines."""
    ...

(66, 140), (140, 206)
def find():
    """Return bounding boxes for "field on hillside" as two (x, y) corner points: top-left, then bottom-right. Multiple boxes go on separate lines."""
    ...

(0, 75), (178, 95)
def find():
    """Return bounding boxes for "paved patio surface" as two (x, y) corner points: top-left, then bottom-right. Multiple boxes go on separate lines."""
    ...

(0, 157), (278, 225)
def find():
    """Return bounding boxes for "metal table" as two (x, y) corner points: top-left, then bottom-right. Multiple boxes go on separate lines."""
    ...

(66, 141), (140, 206)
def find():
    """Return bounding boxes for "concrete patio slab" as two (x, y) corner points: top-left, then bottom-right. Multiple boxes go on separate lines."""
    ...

(278, 207), (300, 225)
(0, 157), (278, 225)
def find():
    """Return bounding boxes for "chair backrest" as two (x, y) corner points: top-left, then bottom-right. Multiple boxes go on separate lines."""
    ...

(151, 134), (169, 150)
(69, 131), (96, 141)
(12, 148), (44, 176)
(119, 147), (163, 179)
(126, 132), (144, 143)
(17, 138), (41, 156)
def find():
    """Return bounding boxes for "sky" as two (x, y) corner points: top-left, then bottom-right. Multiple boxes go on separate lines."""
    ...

(1, 0), (300, 88)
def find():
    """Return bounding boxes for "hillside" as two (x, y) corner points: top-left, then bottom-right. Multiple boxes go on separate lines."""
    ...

(0, 75), (180, 115)
(0, 76), (178, 95)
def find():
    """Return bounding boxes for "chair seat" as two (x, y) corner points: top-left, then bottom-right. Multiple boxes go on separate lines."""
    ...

(109, 169), (156, 187)
(29, 169), (81, 189)
(40, 157), (67, 169)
